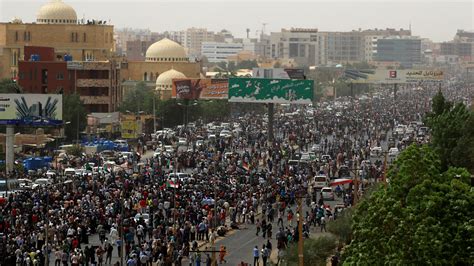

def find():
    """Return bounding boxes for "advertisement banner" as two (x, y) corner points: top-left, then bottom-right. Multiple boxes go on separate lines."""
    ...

(172, 79), (228, 99)
(0, 94), (62, 126)
(347, 69), (444, 84)
(121, 120), (137, 139)
(228, 78), (314, 104)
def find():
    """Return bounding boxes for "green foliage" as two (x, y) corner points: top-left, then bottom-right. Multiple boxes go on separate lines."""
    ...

(327, 209), (353, 244)
(342, 145), (474, 265)
(427, 100), (472, 171)
(66, 144), (84, 157)
(119, 81), (158, 114)
(0, 78), (22, 93)
(285, 235), (337, 265)
(344, 61), (376, 70)
(236, 60), (258, 70)
(63, 94), (87, 141)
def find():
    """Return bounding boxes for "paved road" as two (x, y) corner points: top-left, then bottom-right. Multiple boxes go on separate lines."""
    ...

(204, 197), (344, 265)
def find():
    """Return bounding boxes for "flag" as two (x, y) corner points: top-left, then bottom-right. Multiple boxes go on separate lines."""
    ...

(166, 180), (179, 189)
(242, 162), (249, 171)
(85, 163), (92, 171)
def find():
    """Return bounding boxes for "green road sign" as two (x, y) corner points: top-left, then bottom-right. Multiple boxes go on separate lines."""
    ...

(228, 78), (314, 104)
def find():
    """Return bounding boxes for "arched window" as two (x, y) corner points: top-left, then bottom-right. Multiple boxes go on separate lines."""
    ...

(150, 72), (154, 81)
(144, 72), (148, 81)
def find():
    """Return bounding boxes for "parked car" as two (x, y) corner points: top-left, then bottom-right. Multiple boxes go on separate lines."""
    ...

(321, 187), (335, 200)
(388, 147), (399, 157)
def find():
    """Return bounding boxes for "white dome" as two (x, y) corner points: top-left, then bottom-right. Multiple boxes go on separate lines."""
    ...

(146, 38), (188, 62)
(155, 69), (186, 89)
(37, 0), (77, 24)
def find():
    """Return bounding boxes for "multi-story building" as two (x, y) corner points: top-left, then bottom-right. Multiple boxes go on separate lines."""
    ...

(0, 0), (114, 79)
(439, 30), (474, 61)
(268, 28), (321, 67)
(18, 46), (122, 112)
(375, 37), (422, 68)
(125, 40), (155, 61)
(201, 42), (244, 63)
(183, 28), (217, 57)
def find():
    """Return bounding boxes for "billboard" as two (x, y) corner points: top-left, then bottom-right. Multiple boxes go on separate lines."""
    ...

(172, 79), (228, 99)
(347, 69), (444, 84)
(0, 94), (62, 126)
(121, 120), (138, 139)
(228, 78), (314, 104)
(252, 68), (306, 80)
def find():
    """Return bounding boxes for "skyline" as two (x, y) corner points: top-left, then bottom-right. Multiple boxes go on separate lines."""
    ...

(0, 0), (473, 42)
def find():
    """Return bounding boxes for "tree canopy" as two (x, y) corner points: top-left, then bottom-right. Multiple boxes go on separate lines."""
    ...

(425, 91), (474, 172)
(0, 78), (22, 93)
(62, 93), (87, 142)
(342, 145), (474, 264)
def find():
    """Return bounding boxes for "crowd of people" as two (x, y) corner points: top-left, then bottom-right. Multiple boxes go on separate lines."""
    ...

(0, 81), (472, 266)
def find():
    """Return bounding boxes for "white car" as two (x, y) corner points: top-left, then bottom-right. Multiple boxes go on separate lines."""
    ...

(177, 138), (187, 146)
(32, 178), (52, 189)
(311, 144), (321, 152)
(220, 130), (232, 138)
(388, 147), (399, 157)
(164, 145), (174, 153)
(321, 187), (335, 200)
(370, 146), (382, 157)
(134, 213), (150, 225)
(395, 125), (407, 135)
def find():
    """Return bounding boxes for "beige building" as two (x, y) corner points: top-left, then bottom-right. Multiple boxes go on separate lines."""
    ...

(0, 0), (114, 79)
(121, 38), (201, 100)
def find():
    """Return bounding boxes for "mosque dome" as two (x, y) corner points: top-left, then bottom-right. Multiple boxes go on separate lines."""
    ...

(146, 38), (188, 62)
(37, 0), (77, 24)
(155, 69), (187, 90)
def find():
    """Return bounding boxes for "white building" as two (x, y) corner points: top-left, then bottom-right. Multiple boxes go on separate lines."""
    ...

(201, 42), (244, 63)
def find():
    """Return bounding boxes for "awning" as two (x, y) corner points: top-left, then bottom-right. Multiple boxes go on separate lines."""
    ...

(330, 178), (353, 186)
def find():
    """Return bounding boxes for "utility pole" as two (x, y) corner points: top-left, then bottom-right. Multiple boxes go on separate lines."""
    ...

(383, 151), (388, 187)
(353, 159), (359, 206)
(153, 93), (157, 133)
(297, 196), (304, 266)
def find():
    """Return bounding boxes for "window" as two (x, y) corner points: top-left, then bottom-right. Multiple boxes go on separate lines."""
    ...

(71, 32), (75, 42)
(23, 31), (27, 41)
(15, 31), (18, 41)
(83, 33), (86, 42)
(56, 72), (64, 80)
(75, 32), (78, 42)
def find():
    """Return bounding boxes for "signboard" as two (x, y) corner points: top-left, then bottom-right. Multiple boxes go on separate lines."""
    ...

(347, 69), (444, 84)
(252, 68), (290, 79)
(121, 120), (138, 139)
(172, 79), (228, 99)
(67, 61), (84, 70)
(228, 78), (314, 104)
(0, 94), (62, 126)
(284, 68), (306, 80)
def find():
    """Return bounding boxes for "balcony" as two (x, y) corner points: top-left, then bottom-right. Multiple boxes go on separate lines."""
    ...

(77, 79), (109, 87)
(80, 95), (110, 105)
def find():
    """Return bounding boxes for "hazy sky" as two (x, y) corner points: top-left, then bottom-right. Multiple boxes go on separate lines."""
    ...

(1, 0), (473, 42)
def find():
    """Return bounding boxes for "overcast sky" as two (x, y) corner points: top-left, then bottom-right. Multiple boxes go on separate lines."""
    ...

(1, 0), (472, 42)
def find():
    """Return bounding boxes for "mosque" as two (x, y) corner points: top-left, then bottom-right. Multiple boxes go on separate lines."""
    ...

(0, 0), (201, 101)
(121, 37), (201, 100)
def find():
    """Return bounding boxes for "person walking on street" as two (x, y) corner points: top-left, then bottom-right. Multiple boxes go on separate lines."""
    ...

(320, 216), (326, 232)
(261, 244), (268, 266)
(253, 246), (259, 266)
(256, 219), (261, 236)
(219, 245), (227, 264)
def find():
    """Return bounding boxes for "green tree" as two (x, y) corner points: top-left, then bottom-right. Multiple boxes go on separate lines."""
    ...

(63, 93), (87, 142)
(119, 81), (158, 114)
(237, 60), (258, 70)
(285, 236), (337, 265)
(0, 78), (22, 93)
(342, 145), (474, 264)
